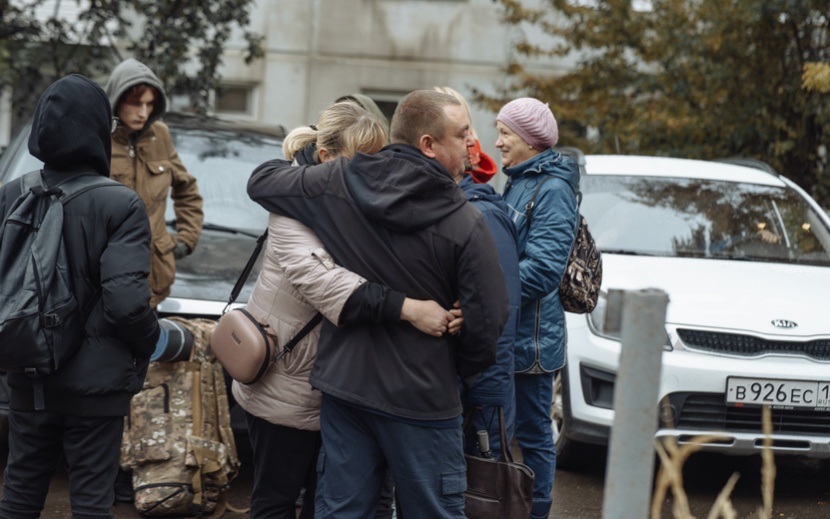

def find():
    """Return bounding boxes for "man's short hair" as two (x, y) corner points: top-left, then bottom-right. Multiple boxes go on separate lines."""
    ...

(390, 90), (461, 147)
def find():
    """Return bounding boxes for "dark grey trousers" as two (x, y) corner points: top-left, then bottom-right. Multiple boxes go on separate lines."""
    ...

(0, 409), (122, 519)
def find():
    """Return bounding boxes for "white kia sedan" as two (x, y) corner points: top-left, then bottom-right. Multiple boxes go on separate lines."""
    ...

(554, 155), (830, 467)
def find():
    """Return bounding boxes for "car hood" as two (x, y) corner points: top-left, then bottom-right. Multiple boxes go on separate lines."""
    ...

(601, 255), (829, 337)
(158, 229), (262, 317)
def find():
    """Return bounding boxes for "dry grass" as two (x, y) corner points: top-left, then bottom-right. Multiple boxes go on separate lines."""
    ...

(650, 405), (777, 519)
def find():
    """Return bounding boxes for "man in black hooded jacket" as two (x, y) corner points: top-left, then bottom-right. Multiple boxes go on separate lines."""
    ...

(0, 75), (160, 519)
(248, 90), (509, 519)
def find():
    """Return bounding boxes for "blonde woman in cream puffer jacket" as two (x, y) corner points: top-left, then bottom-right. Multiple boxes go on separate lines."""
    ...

(232, 212), (365, 430)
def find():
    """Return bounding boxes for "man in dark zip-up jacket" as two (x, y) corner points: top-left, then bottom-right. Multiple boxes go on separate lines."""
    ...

(248, 90), (509, 519)
(0, 75), (160, 519)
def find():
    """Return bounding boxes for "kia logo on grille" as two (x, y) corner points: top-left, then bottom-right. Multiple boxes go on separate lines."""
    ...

(771, 319), (797, 329)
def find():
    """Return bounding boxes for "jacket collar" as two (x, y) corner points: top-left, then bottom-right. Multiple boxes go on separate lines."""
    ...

(503, 148), (559, 179)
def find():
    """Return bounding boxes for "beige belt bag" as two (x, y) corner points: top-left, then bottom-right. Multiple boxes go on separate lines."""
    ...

(211, 308), (275, 385)
(213, 231), (322, 385)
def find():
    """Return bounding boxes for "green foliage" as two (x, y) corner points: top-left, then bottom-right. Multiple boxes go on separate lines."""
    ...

(1, 0), (263, 128)
(482, 0), (830, 206)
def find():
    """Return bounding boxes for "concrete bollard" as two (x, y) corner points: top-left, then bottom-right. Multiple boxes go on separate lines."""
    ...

(601, 288), (670, 519)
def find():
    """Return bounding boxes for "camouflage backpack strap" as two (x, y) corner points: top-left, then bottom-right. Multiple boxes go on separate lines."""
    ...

(170, 316), (243, 517)
(189, 352), (207, 516)
(183, 317), (218, 517)
(211, 352), (247, 514)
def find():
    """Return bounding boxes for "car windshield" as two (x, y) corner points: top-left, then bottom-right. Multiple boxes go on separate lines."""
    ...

(582, 175), (830, 266)
(0, 139), (41, 181)
(0, 121), (280, 236)
(166, 127), (280, 234)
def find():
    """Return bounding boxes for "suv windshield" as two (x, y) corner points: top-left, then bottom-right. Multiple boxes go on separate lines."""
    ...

(0, 121), (279, 236)
(582, 175), (830, 266)
(166, 128), (278, 234)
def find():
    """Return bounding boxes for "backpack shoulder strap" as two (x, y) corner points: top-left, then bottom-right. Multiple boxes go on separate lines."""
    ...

(573, 191), (583, 232)
(524, 174), (583, 232)
(20, 170), (44, 192)
(17, 171), (119, 205)
(5, 171), (53, 225)
(56, 175), (120, 205)
(524, 175), (556, 226)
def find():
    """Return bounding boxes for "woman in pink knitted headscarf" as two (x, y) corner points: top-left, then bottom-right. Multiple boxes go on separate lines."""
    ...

(496, 97), (580, 519)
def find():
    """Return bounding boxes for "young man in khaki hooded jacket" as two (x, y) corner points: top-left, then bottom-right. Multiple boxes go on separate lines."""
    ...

(105, 57), (203, 503)
(105, 58), (203, 308)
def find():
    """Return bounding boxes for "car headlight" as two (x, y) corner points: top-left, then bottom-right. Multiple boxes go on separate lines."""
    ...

(587, 290), (618, 340)
(586, 290), (673, 351)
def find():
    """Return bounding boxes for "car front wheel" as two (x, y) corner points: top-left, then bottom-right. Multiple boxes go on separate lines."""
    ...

(552, 368), (584, 470)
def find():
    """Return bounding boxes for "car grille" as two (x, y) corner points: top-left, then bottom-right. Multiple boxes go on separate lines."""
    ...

(677, 329), (830, 360)
(662, 393), (830, 435)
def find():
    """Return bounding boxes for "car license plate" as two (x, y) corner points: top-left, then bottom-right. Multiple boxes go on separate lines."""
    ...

(726, 377), (830, 409)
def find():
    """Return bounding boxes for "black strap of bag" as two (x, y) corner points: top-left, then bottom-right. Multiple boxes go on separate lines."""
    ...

(524, 174), (581, 232)
(223, 230), (322, 354)
(224, 231), (268, 311)
(277, 312), (323, 359)
(525, 175), (583, 277)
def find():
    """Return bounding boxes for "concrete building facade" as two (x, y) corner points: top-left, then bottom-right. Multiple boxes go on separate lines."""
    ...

(211, 0), (569, 189)
(6, 0), (571, 189)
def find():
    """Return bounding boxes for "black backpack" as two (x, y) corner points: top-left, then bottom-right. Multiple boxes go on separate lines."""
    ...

(0, 170), (116, 409)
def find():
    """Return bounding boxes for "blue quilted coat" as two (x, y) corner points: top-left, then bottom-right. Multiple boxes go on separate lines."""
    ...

(502, 148), (579, 373)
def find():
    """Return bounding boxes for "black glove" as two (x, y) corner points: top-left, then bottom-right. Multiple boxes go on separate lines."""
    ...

(173, 241), (191, 260)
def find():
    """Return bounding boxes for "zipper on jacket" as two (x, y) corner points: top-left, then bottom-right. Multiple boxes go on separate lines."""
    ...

(518, 299), (546, 374)
(533, 299), (543, 366)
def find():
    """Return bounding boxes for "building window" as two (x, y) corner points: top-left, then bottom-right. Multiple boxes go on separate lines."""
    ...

(361, 90), (409, 126)
(168, 94), (196, 114)
(216, 85), (255, 116)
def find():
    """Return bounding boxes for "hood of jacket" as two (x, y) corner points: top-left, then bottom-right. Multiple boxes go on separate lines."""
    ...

(104, 58), (168, 135)
(294, 142), (318, 166)
(27, 74), (113, 177)
(504, 148), (580, 194)
(345, 144), (468, 233)
(469, 139), (498, 184)
(459, 174), (510, 212)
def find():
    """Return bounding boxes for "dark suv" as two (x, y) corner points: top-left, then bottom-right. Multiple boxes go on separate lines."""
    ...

(0, 112), (286, 452)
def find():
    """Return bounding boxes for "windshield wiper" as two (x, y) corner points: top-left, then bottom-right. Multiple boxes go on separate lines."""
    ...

(203, 223), (262, 239)
(599, 249), (657, 256)
(166, 219), (261, 239)
(712, 254), (795, 264)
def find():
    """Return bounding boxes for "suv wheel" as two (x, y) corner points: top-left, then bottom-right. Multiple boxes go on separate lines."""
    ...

(552, 369), (584, 470)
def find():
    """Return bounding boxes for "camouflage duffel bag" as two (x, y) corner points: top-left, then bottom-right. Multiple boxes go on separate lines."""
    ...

(120, 317), (241, 516)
